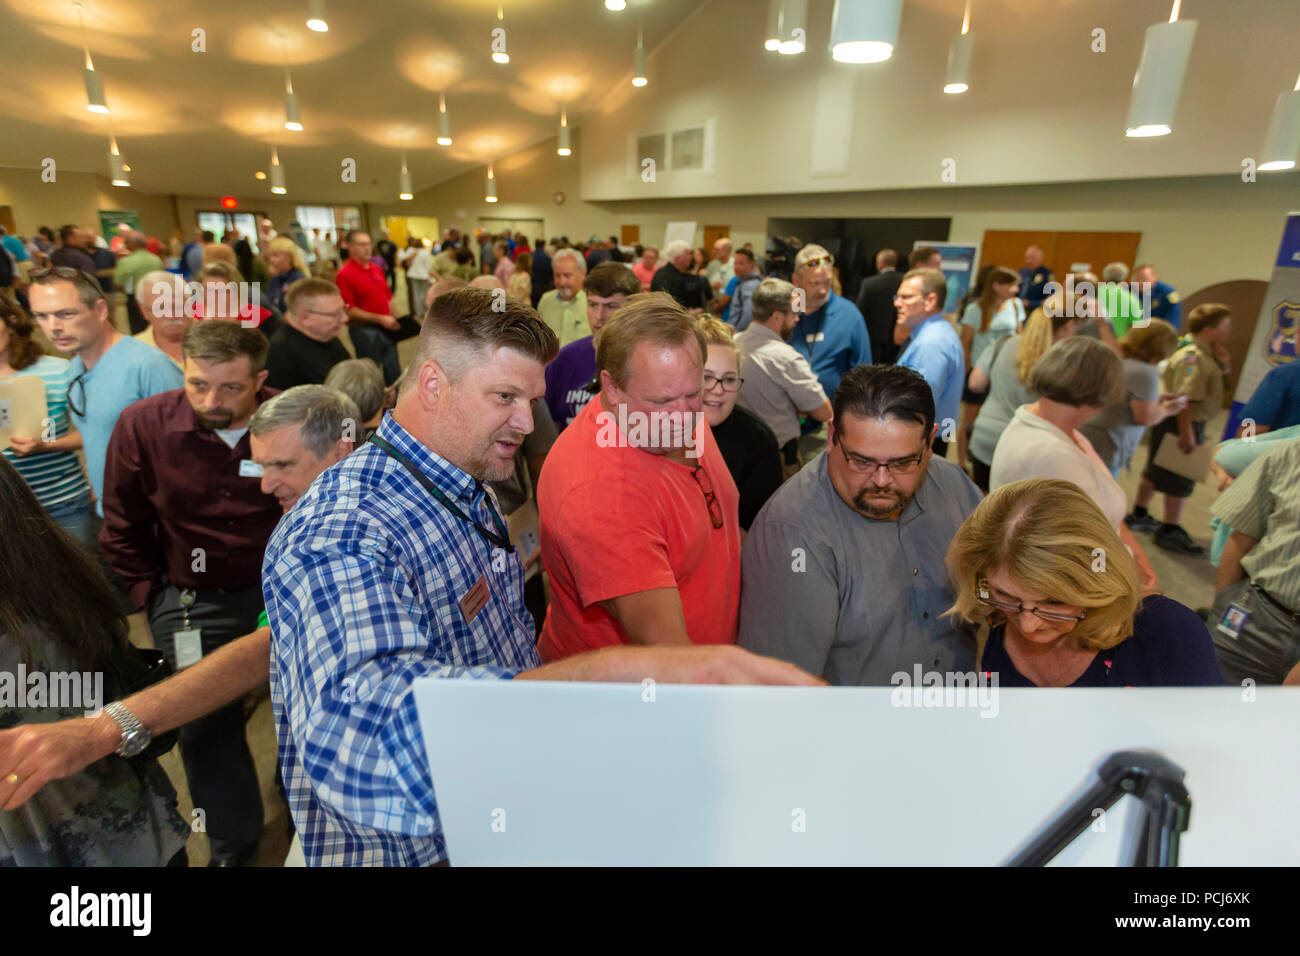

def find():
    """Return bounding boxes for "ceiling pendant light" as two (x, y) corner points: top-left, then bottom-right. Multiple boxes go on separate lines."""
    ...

(270, 147), (287, 194)
(492, 3), (510, 64)
(605, 0), (627, 10)
(437, 92), (453, 146)
(306, 0), (329, 32)
(76, 4), (110, 114)
(108, 135), (129, 187)
(944, 0), (974, 94)
(399, 153), (413, 200)
(1258, 72), (1300, 171)
(778, 0), (806, 55)
(557, 108), (572, 156)
(829, 0), (903, 64)
(764, 0), (783, 52)
(282, 41), (303, 131)
(1125, 0), (1197, 137)
(485, 163), (498, 203)
(632, 26), (648, 87)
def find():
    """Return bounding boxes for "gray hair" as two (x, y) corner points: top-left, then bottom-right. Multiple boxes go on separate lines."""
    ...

(249, 384), (361, 458)
(664, 239), (692, 260)
(750, 277), (795, 325)
(1102, 261), (1129, 283)
(551, 248), (587, 273)
(136, 270), (185, 307)
(323, 358), (386, 422)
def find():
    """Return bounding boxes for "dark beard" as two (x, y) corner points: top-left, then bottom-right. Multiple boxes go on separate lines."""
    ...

(853, 486), (911, 519)
(197, 412), (232, 430)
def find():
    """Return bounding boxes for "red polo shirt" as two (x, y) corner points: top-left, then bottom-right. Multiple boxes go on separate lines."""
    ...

(99, 387), (283, 608)
(336, 258), (392, 316)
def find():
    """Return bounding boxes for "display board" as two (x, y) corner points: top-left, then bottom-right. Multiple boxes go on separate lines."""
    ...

(915, 240), (979, 315)
(414, 680), (1300, 866)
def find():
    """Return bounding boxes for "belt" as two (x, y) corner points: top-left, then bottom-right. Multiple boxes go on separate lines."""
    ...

(1251, 582), (1300, 622)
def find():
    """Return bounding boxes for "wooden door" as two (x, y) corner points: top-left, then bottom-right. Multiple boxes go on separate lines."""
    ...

(977, 230), (1055, 273)
(621, 224), (640, 245)
(702, 225), (730, 251)
(0, 206), (16, 235)
(1054, 231), (1141, 279)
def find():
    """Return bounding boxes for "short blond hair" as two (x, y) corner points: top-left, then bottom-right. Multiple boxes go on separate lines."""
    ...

(596, 292), (705, 389)
(696, 314), (740, 364)
(945, 479), (1139, 651)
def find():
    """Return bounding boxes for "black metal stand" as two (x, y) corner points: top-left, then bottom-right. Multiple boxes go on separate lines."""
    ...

(1005, 750), (1191, 867)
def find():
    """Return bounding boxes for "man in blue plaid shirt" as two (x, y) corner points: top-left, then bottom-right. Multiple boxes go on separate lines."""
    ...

(263, 287), (817, 866)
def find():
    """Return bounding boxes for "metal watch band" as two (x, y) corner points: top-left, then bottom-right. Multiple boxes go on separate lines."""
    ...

(104, 701), (149, 756)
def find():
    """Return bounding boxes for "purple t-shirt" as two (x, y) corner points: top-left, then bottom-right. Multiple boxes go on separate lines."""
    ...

(545, 336), (596, 429)
(982, 594), (1225, 687)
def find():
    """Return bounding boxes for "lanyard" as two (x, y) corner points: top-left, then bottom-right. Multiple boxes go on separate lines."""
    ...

(368, 434), (515, 553)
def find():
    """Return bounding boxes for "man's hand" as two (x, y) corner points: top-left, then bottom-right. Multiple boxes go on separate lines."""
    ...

(376, 313), (400, 331)
(1209, 461), (1235, 492)
(1213, 343), (1232, 373)
(1177, 430), (1196, 454)
(6, 435), (45, 456)
(0, 714), (120, 810)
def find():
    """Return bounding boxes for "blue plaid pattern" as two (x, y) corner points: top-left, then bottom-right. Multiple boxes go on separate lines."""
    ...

(263, 413), (541, 866)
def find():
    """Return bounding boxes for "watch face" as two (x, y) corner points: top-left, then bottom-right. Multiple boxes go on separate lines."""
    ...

(120, 729), (149, 757)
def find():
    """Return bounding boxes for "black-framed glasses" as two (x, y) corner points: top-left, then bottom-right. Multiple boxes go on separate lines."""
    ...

(66, 370), (88, 418)
(691, 465), (724, 530)
(703, 373), (743, 393)
(976, 577), (1088, 625)
(836, 441), (926, 476)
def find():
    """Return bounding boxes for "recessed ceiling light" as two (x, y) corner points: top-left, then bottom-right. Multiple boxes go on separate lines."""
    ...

(255, 171), (267, 180)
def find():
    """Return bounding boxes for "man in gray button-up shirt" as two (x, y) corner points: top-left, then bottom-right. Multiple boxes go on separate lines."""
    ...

(739, 364), (983, 684)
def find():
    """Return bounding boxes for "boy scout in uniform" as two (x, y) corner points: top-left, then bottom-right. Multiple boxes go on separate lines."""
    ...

(1210, 438), (1300, 685)
(1125, 303), (1233, 555)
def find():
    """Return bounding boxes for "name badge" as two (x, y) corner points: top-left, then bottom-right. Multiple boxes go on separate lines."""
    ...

(459, 575), (491, 625)
(239, 459), (264, 478)
(805, 332), (826, 344)
(1215, 604), (1249, 640)
(174, 627), (204, 669)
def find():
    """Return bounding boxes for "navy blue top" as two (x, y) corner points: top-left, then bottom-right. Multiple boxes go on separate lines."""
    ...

(1241, 360), (1300, 432)
(981, 594), (1225, 687)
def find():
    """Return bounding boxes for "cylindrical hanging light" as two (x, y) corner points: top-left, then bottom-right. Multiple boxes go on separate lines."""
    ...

(557, 108), (571, 156)
(270, 147), (287, 194)
(437, 93), (453, 146)
(632, 27), (647, 87)
(284, 91), (303, 131)
(108, 136), (129, 187)
(1125, 2), (1198, 137)
(306, 0), (328, 32)
(764, 0), (783, 52)
(829, 0), (904, 64)
(492, 3), (510, 64)
(399, 154), (413, 200)
(485, 163), (498, 203)
(605, 0), (626, 10)
(1259, 76), (1300, 171)
(944, 3), (975, 95)
(77, 5), (110, 113)
(778, 0), (806, 55)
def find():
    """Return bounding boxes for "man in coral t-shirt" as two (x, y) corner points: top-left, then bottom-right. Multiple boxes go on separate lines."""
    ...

(537, 292), (741, 661)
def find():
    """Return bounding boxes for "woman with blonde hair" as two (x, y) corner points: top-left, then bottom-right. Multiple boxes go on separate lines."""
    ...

(1079, 318), (1186, 476)
(945, 479), (1223, 686)
(696, 315), (782, 531)
(508, 251), (533, 303)
(265, 236), (308, 314)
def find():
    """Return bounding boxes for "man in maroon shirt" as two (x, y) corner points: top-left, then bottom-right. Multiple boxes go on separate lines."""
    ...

(334, 229), (401, 385)
(99, 319), (281, 866)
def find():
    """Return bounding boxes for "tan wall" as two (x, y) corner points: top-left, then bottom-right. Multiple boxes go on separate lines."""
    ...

(0, 166), (175, 238)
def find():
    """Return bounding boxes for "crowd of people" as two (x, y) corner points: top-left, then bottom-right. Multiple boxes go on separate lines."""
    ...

(0, 217), (1297, 868)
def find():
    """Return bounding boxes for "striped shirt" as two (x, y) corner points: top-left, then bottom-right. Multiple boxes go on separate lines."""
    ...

(2, 356), (89, 509)
(1212, 437), (1300, 613)
(262, 412), (540, 866)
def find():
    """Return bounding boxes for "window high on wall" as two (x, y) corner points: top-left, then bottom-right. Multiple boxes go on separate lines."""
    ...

(295, 205), (361, 238)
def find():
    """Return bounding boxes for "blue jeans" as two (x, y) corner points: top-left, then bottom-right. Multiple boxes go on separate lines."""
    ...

(46, 488), (93, 549)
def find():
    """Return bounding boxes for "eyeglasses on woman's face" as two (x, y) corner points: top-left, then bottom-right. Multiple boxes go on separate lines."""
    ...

(702, 373), (743, 393)
(976, 576), (1087, 625)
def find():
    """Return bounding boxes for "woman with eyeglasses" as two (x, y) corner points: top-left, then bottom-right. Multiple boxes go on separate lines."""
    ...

(0, 297), (92, 545)
(697, 317), (783, 531)
(945, 479), (1224, 687)
(0, 455), (191, 865)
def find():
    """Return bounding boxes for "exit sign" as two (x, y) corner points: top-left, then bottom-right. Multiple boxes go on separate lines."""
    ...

(221, 196), (238, 209)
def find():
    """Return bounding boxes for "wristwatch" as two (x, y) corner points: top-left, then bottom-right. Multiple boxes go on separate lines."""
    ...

(104, 702), (152, 758)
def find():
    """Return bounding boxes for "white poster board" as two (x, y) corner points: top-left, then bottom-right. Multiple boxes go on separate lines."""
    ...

(663, 221), (697, 251)
(0, 375), (47, 451)
(414, 680), (1300, 866)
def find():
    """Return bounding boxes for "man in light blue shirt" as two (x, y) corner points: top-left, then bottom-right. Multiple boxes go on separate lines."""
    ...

(29, 268), (183, 517)
(789, 244), (871, 459)
(895, 268), (964, 457)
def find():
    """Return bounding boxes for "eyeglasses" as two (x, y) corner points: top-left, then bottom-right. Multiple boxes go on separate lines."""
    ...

(66, 370), (88, 418)
(30, 265), (106, 296)
(691, 465), (724, 530)
(703, 373), (743, 393)
(976, 578), (1088, 625)
(836, 441), (926, 476)
(800, 254), (835, 270)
